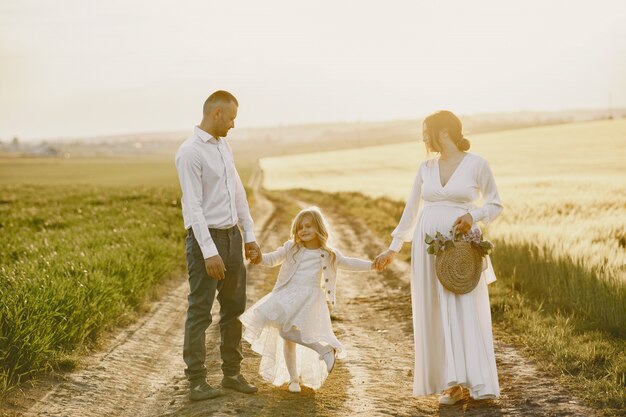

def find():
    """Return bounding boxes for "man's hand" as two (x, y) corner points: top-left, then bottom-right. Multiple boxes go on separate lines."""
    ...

(205, 255), (226, 280)
(245, 242), (262, 264)
(373, 249), (397, 271)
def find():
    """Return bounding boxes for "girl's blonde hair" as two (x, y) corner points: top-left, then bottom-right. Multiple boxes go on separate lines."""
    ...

(290, 206), (336, 263)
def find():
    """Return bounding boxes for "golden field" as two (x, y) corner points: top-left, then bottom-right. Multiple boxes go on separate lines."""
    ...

(260, 119), (626, 277)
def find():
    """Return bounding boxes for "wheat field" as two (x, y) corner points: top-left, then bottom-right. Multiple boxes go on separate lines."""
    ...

(261, 119), (626, 278)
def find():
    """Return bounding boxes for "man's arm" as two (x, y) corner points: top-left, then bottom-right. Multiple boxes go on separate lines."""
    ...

(232, 163), (260, 263)
(233, 168), (256, 242)
(175, 147), (226, 279)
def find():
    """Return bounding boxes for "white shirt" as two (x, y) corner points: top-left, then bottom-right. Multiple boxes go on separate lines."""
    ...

(175, 126), (256, 259)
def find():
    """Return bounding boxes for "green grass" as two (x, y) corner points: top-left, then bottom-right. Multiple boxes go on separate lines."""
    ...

(0, 183), (185, 392)
(491, 241), (625, 338)
(0, 155), (258, 395)
(285, 188), (626, 414)
(489, 276), (626, 415)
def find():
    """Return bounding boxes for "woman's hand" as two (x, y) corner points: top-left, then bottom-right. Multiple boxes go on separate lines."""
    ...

(453, 213), (474, 235)
(373, 249), (397, 271)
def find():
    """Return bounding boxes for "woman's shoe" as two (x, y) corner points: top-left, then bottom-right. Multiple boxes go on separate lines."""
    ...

(439, 385), (464, 405)
(320, 347), (336, 373)
(288, 381), (301, 393)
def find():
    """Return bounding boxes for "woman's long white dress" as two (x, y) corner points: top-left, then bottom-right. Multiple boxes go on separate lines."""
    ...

(389, 152), (503, 399)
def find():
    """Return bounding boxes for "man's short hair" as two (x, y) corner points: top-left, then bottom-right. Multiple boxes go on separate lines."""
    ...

(203, 90), (238, 115)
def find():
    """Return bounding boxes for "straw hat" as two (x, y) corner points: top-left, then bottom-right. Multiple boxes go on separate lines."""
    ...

(435, 240), (483, 294)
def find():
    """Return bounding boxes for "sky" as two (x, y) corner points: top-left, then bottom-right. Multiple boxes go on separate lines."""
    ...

(1, 0), (625, 140)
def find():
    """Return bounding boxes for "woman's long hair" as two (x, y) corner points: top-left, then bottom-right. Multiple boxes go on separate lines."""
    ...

(290, 206), (336, 264)
(423, 110), (471, 155)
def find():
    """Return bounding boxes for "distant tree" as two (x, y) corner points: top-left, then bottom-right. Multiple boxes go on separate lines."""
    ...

(12, 137), (19, 149)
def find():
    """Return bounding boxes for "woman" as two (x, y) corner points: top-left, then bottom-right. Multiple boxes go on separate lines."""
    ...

(374, 110), (503, 405)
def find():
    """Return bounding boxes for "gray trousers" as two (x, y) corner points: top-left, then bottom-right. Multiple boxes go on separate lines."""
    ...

(183, 226), (247, 382)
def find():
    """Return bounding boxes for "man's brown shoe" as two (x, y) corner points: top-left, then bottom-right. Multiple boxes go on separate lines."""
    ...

(221, 374), (258, 394)
(189, 380), (223, 401)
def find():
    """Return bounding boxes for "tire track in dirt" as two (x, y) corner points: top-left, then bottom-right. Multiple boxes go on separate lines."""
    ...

(22, 278), (189, 417)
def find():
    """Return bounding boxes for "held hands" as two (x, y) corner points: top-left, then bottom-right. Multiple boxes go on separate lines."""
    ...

(452, 213), (474, 235)
(206, 242), (261, 280)
(373, 249), (397, 271)
(245, 242), (262, 264)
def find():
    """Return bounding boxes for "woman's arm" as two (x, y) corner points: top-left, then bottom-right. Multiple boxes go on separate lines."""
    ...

(374, 164), (424, 270)
(468, 158), (503, 225)
(389, 164), (425, 252)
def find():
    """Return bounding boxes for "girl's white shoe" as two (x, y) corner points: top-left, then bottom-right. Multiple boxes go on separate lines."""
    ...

(439, 386), (464, 405)
(288, 381), (301, 393)
(320, 348), (336, 373)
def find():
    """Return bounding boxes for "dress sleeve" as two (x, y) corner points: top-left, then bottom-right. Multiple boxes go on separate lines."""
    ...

(335, 250), (372, 271)
(389, 164), (424, 252)
(469, 158), (503, 224)
(260, 240), (291, 267)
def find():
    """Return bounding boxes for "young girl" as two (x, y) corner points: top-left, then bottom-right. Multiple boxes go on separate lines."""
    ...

(241, 207), (374, 393)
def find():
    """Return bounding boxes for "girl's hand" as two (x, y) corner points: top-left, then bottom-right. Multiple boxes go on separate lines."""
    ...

(373, 249), (397, 271)
(453, 213), (474, 235)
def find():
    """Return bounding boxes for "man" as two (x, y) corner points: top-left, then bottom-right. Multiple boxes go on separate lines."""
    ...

(175, 90), (261, 401)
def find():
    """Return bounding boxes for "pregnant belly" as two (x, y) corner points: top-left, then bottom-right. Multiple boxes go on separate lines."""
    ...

(418, 205), (474, 238)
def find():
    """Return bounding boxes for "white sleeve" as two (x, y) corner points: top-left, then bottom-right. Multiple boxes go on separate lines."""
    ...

(260, 241), (291, 267)
(469, 159), (503, 224)
(335, 251), (372, 271)
(389, 164), (424, 252)
(175, 146), (217, 259)
(233, 168), (257, 243)
(225, 141), (256, 243)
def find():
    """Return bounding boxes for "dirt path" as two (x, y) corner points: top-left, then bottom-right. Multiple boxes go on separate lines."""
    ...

(5, 185), (598, 417)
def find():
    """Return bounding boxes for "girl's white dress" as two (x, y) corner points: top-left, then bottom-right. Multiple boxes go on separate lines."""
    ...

(241, 248), (343, 389)
(389, 153), (503, 399)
